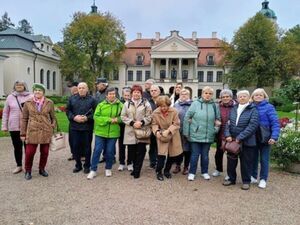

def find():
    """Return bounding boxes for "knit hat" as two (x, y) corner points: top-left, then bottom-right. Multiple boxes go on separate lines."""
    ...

(32, 83), (46, 93)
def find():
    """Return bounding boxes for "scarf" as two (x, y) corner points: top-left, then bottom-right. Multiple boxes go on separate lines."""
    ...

(236, 102), (249, 125)
(33, 96), (45, 112)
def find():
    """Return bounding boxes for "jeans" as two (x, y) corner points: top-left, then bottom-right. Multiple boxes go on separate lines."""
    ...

(252, 143), (271, 181)
(189, 142), (211, 175)
(91, 136), (117, 171)
(10, 131), (24, 167)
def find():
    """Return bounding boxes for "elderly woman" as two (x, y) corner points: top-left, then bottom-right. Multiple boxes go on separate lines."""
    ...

(183, 86), (221, 181)
(1, 81), (32, 174)
(173, 88), (193, 175)
(20, 83), (56, 180)
(212, 89), (236, 179)
(87, 87), (123, 179)
(250, 88), (280, 189)
(223, 90), (259, 190)
(121, 85), (152, 179)
(152, 96), (183, 181)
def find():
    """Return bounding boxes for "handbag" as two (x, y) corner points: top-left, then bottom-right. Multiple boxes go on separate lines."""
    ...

(221, 140), (241, 155)
(257, 125), (271, 144)
(134, 126), (151, 139)
(50, 132), (66, 151)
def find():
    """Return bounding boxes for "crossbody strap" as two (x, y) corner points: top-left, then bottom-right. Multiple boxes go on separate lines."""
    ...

(14, 95), (23, 112)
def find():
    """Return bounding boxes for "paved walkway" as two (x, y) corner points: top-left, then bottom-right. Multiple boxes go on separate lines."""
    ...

(0, 137), (299, 225)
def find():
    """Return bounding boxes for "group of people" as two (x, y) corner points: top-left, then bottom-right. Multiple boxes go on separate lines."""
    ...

(2, 78), (280, 190)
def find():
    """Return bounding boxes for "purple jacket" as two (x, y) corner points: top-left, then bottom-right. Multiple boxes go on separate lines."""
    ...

(1, 91), (32, 131)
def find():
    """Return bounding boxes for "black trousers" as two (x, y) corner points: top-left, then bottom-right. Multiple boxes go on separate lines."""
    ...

(118, 124), (133, 165)
(10, 131), (24, 167)
(176, 151), (191, 168)
(156, 155), (176, 174)
(128, 143), (146, 176)
(71, 129), (93, 170)
(148, 134), (158, 166)
(215, 139), (225, 172)
(227, 145), (255, 184)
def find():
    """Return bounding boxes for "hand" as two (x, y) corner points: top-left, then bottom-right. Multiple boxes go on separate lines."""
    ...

(20, 136), (26, 142)
(235, 139), (240, 144)
(162, 129), (170, 137)
(133, 121), (142, 129)
(268, 138), (276, 145)
(74, 115), (83, 123)
(215, 120), (221, 127)
(226, 137), (232, 142)
(81, 115), (88, 122)
(156, 132), (161, 139)
(111, 118), (118, 124)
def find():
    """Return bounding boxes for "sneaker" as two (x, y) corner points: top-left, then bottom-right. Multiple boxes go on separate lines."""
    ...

(251, 176), (258, 184)
(201, 173), (211, 180)
(87, 171), (97, 180)
(212, 170), (221, 177)
(118, 164), (125, 171)
(13, 166), (22, 174)
(241, 183), (250, 190)
(224, 175), (230, 181)
(188, 173), (195, 181)
(105, 169), (112, 177)
(258, 179), (267, 189)
(25, 172), (32, 180)
(223, 180), (236, 186)
(127, 164), (133, 171)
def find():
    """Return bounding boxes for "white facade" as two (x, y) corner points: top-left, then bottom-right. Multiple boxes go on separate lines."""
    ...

(0, 55), (7, 97)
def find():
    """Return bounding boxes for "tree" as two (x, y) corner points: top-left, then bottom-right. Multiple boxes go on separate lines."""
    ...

(17, 19), (33, 34)
(222, 13), (279, 88)
(0, 12), (15, 31)
(60, 11), (126, 89)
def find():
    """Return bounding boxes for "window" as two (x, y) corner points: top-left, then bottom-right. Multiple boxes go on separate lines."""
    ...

(52, 72), (56, 90)
(207, 55), (214, 65)
(171, 59), (177, 65)
(217, 71), (223, 82)
(145, 71), (151, 80)
(182, 70), (188, 80)
(198, 71), (204, 82)
(128, 70), (133, 81)
(198, 89), (202, 97)
(171, 68), (177, 80)
(113, 70), (119, 80)
(46, 70), (50, 89)
(27, 67), (30, 75)
(47, 46), (49, 52)
(41, 43), (44, 49)
(136, 55), (143, 66)
(160, 70), (166, 79)
(136, 70), (142, 81)
(207, 71), (213, 82)
(182, 59), (188, 65)
(216, 89), (222, 98)
(40, 69), (44, 84)
(160, 59), (166, 65)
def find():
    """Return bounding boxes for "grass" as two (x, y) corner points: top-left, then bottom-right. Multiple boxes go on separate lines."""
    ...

(277, 111), (296, 119)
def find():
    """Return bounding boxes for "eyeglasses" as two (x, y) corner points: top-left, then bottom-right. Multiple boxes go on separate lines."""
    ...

(150, 90), (158, 92)
(221, 96), (231, 98)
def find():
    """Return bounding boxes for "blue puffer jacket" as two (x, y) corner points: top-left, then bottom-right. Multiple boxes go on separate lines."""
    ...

(255, 100), (280, 141)
(225, 103), (259, 146)
(174, 100), (193, 133)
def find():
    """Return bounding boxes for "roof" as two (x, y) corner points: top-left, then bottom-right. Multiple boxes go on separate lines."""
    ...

(0, 35), (35, 53)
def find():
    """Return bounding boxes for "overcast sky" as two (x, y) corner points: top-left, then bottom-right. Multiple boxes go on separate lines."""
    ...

(1, 0), (299, 43)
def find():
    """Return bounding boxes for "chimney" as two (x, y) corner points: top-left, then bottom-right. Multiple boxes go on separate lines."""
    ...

(155, 32), (160, 41)
(137, 32), (142, 39)
(192, 31), (197, 41)
(212, 32), (217, 39)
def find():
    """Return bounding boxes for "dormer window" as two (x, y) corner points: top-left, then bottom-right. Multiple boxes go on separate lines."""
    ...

(47, 45), (49, 51)
(136, 54), (144, 66)
(41, 43), (44, 49)
(207, 55), (214, 65)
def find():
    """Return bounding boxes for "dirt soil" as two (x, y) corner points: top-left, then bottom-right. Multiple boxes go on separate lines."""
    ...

(0, 136), (299, 225)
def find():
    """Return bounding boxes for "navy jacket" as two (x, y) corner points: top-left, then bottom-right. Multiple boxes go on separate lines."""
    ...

(66, 94), (97, 131)
(225, 103), (259, 147)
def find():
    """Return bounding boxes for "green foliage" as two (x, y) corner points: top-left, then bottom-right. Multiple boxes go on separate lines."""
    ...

(281, 79), (300, 102)
(59, 11), (126, 90)
(17, 19), (33, 34)
(0, 12), (14, 31)
(272, 130), (300, 168)
(276, 104), (295, 112)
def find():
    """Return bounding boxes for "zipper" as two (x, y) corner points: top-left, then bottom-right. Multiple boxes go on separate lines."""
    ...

(107, 104), (113, 138)
(205, 103), (208, 140)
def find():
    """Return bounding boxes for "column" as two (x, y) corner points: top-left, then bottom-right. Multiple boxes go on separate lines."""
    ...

(166, 58), (169, 79)
(194, 58), (198, 80)
(178, 58), (182, 80)
(151, 58), (155, 79)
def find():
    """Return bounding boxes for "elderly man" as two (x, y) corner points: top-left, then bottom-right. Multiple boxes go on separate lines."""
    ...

(95, 77), (109, 104)
(66, 82), (97, 174)
(143, 79), (155, 101)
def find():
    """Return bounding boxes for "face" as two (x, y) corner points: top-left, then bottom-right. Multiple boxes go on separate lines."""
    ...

(33, 88), (44, 99)
(122, 91), (131, 101)
(160, 104), (169, 113)
(15, 83), (25, 92)
(150, 87), (160, 98)
(202, 90), (213, 101)
(238, 93), (250, 105)
(132, 90), (142, 100)
(252, 92), (265, 103)
(145, 82), (152, 91)
(70, 86), (78, 95)
(97, 83), (106, 91)
(106, 91), (116, 102)
(175, 84), (182, 95)
(221, 94), (232, 104)
(180, 92), (189, 102)
(78, 84), (88, 97)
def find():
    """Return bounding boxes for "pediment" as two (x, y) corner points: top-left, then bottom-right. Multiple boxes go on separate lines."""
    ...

(152, 35), (198, 53)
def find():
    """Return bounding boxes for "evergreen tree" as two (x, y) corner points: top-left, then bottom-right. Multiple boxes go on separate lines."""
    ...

(0, 12), (15, 31)
(17, 19), (33, 34)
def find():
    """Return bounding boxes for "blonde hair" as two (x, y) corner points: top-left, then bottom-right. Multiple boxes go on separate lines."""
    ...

(202, 86), (214, 93)
(156, 95), (171, 107)
(251, 88), (269, 101)
(237, 90), (250, 97)
(180, 89), (190, 97)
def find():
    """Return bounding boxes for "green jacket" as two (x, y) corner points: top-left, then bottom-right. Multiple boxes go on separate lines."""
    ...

(93, 99), (123, 138)
(183, 98), (220, 143)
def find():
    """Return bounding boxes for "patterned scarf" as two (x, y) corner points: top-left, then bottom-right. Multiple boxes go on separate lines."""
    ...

(33, 96), (45, 112)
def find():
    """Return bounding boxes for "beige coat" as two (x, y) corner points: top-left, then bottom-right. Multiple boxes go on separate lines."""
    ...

(121, 99), (152, 144)
(21, 98), (56, 144)
(152, 107), (183, 157)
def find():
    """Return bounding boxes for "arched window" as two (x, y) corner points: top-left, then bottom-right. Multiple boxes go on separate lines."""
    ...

(40, 69), (44, 84)
(52, 72), (56, 90)
(46, 70), (50, 90)
(216, 89), (222, 98)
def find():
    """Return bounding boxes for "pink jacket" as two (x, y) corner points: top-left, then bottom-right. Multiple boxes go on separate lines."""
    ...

(1, 91), (33, 131)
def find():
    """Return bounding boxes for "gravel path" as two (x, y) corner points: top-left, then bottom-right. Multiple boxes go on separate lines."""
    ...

(0, 136), (299, 225)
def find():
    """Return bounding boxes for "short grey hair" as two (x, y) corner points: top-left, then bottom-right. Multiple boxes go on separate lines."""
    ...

(219, 89), (233, 98)
(237, 90), (250, 97)
(145, 79), (155, 85)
